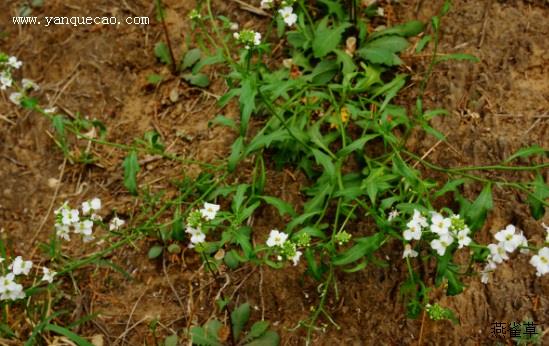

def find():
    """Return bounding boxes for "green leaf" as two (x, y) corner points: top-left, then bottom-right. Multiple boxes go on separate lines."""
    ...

(332, 233), (385, 266)
(336, 134), (378, 158)
(317, 0), (345, 20)
(183, 73), (210, 88)
(224, 250), (240, 269)
(231, 303), (251, 340)
(310, 59), (339, 84)
(244, 331), (280, 346)
(304, 248), (323, 280)
(357, 47), (402, 66)
(154, 42), (172, 65)
(21, 97), (38, 109)
(312, 17), (351, 58)
(528, 174), (549, 220)
(209, 115), (237, 130)
(164, 334), (178, 346)
(260, 196), (297, 217)
(392, 154), (418, 185)
(311, 149), (336, 180)
(44, 324), (94, 346)
(369, 20), (425, 38)
(415, 35), (432, 53)
(504, 145), (548, 163)
(228, 137), (244, 172)
(434, 178), (466, 198)
(148, 245), (163, 259)
(147, 73), (164, 85)
(367, 35), (410, 53)
(240, 76), (257, 135)
(122, 151), (140, 195)
(435, 53), (479, 63)
(465, 184), (493, 232)
(191, 321), (223, 346)
(192, 48), (225, 74)
(182, 48), (202, 70)
(242, 321), (270, 343)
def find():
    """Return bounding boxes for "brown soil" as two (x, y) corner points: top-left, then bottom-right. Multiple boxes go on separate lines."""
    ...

(0, 0), (547, 345)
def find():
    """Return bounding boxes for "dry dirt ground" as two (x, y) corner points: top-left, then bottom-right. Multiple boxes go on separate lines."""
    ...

(0, 0), (548, 345)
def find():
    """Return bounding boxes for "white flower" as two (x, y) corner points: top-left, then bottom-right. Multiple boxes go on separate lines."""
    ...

(109, 216), (125, 231)
(279, 6), (297, 26)
(266, 229), (288, 247)
(90, 213), (102, 222)
(253, 32), (262, 46)
(530, 247), (549, 277)
(411, 210), (428, 228)
(74, 220), (93, 236)
(430, 234), (454, 256)
(9, 256), (33, 276)
(22, 78), (39, 91)
(82, 198), (101, 215)
(494, 224), (522, 253)
(7, 56), (22, 69)
(388, 209), (399, 221)
(260, 0), (273, 9)
(200, 202), (220, 221)
(430, 212), (451, 236)
(0, 258), (3, 263)
(233, 32), (240, 40)
(230, 22), (239, 31)
(402, 244), (418, 258)
(61, 208), (80, 225)
(487, 243), (508, 264)
(291, 250), (302, 266)
(456, 229), (471, 249)
(0, 274), (25, 301)
(9, 92), (23, 105)
(403, 222), (422, 241)
(0, 71), (12, 90)
(42, 267), (56, 283)
(376, 7), (385, 16)
(186, 226), (206, 245)
(44, 107), (57, 114)
(55, 224), (70, 241)
(282, 58), (293, 69)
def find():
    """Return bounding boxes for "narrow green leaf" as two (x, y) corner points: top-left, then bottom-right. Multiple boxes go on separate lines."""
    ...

(435, 53), (479, 63)
(336, 134), (378, 158)
(527, 174), (549, 220)
(122, 151), (140, 195)
(260, 196), (297, 217)
(44, 324), (94, 346)
(504, 145), (547, 163)
(465, 184), (493, 232)
(228, 137), (244, 172)
(332, 233), (384, 266)
(182, 48), (202, 70)
(242, 321), (270, 343)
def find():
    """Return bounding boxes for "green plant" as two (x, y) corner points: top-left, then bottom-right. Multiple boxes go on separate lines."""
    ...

(191, 302), (279, 346)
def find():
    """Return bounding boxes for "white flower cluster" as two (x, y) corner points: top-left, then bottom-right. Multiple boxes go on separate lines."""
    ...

(481, 225), (529, 283)
(185, 202), (220, 248)
(402, 210), (472, 258)
(54, 198), (124, 242)
(233, 30), (262, 49)
(0, 53), (40, 107)
(266, 230), (302, 266)
(480, 224), (549, 281)
(0, 256), (56, 301)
